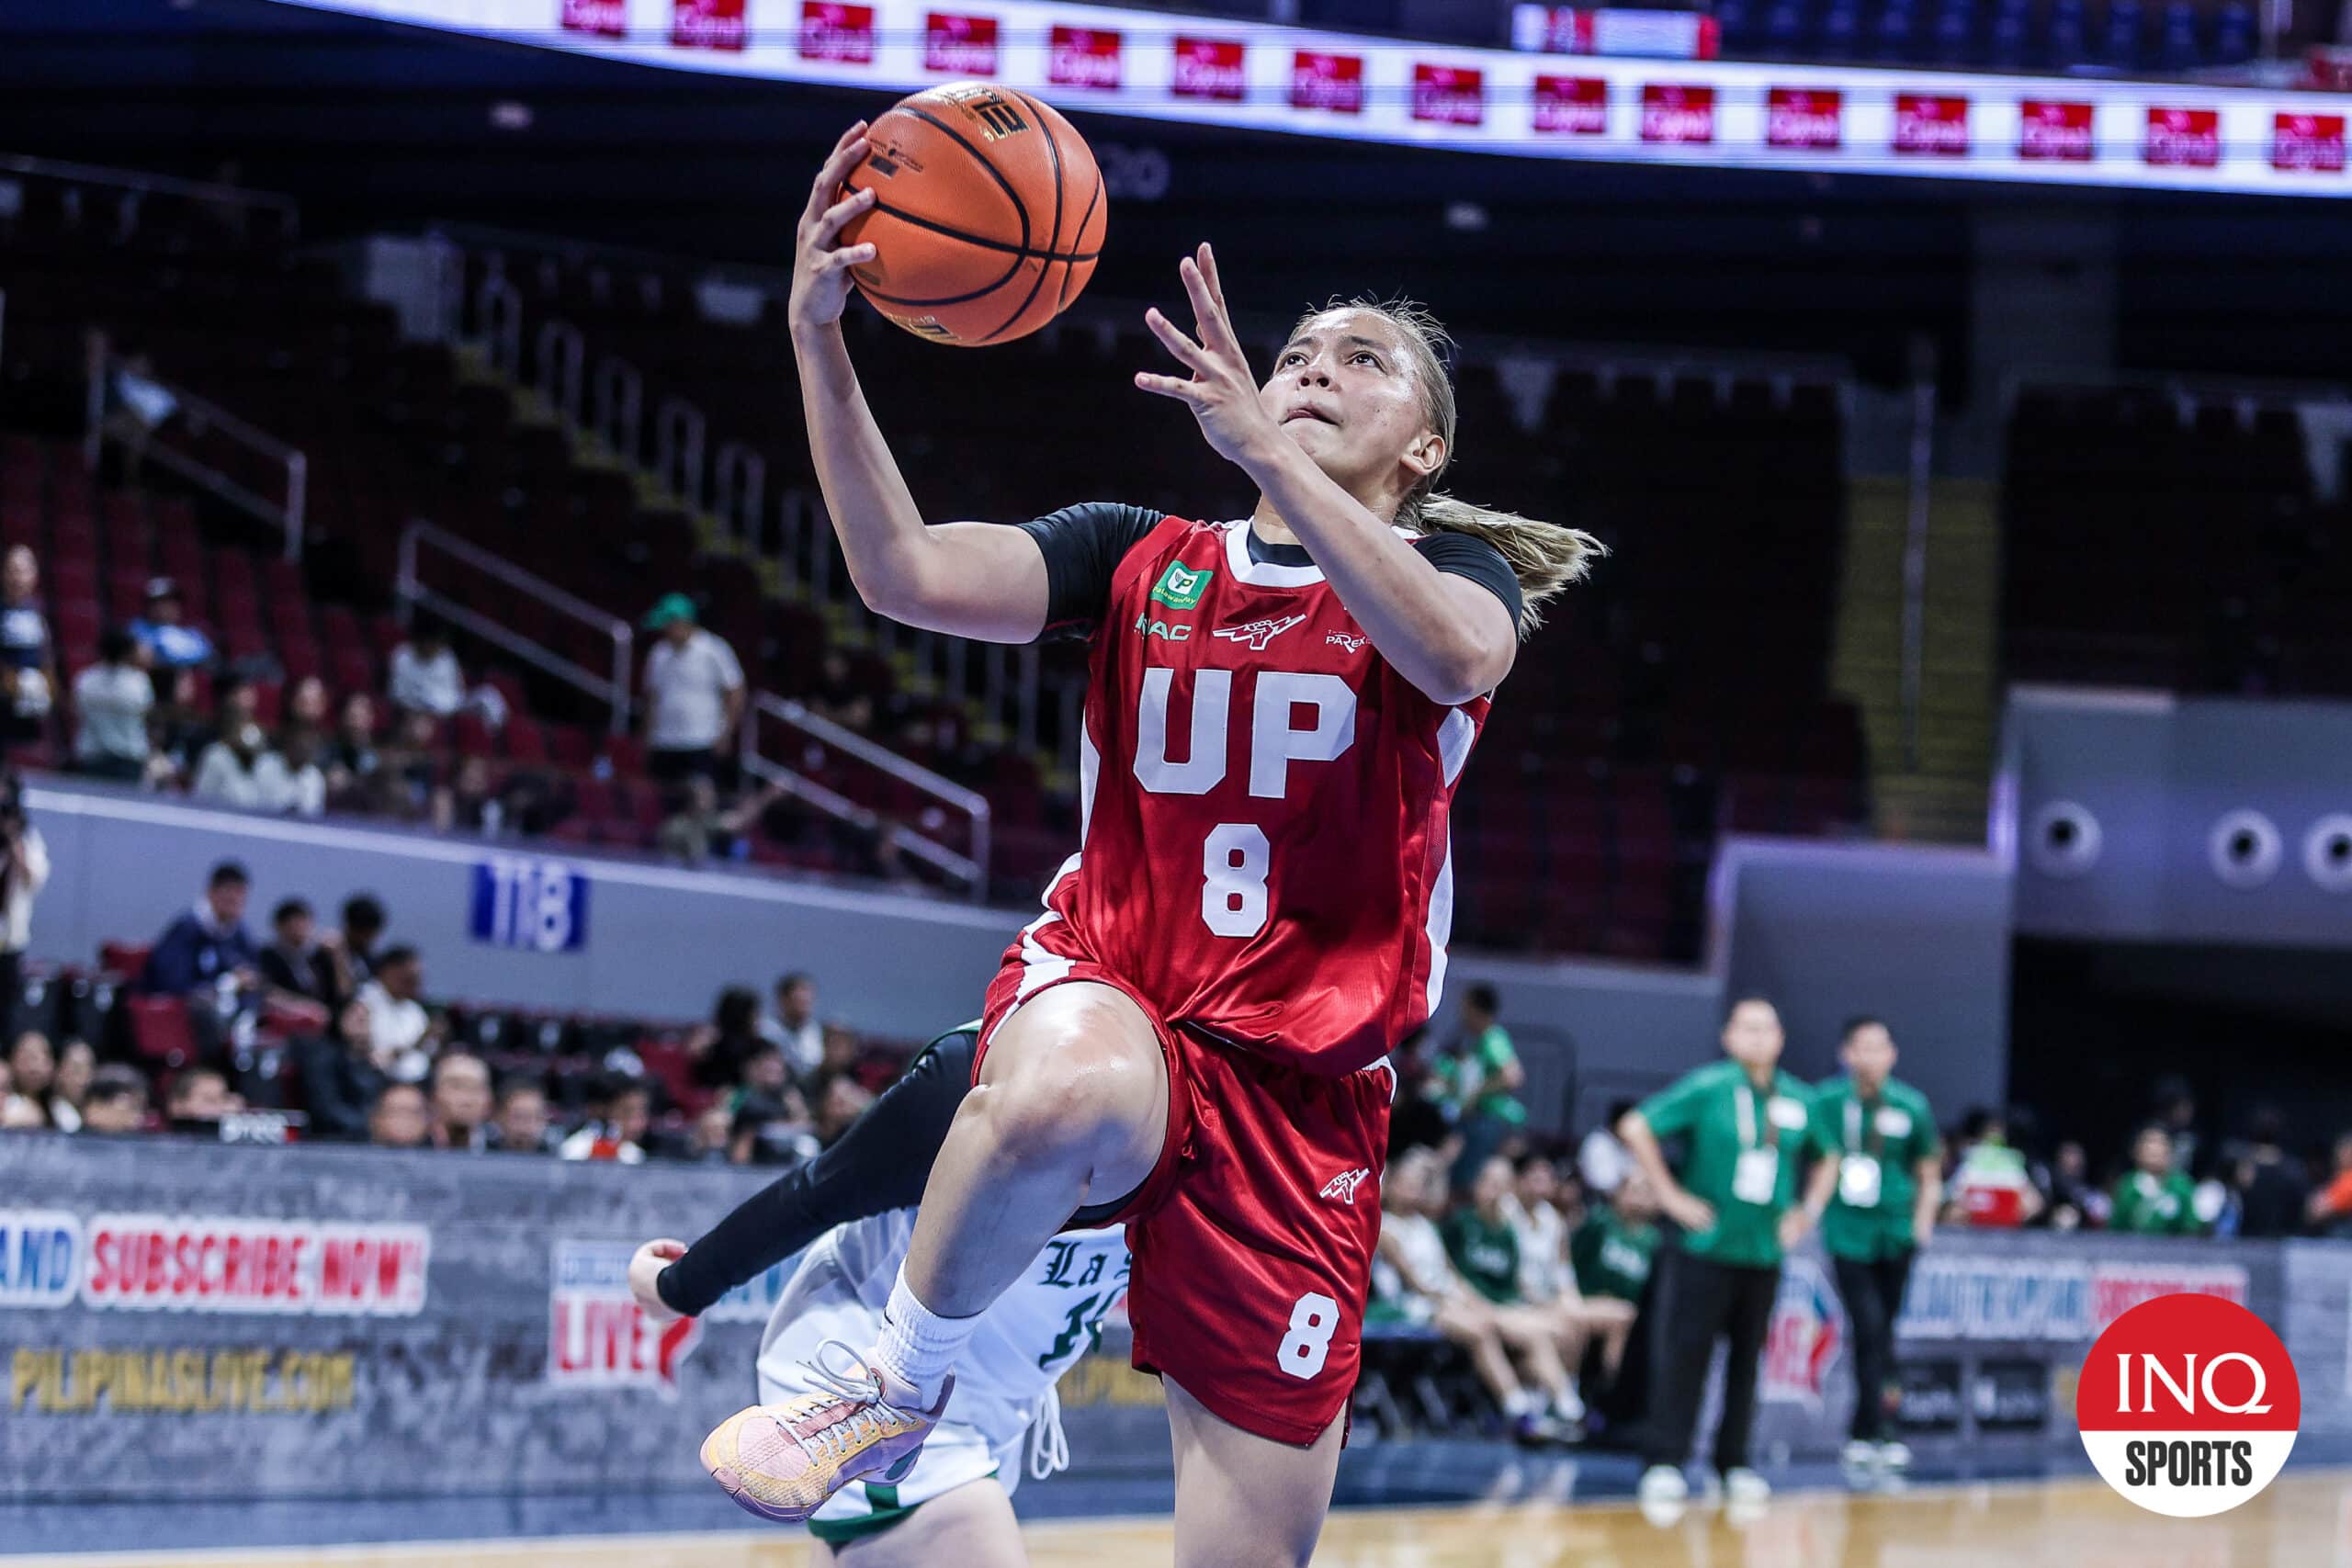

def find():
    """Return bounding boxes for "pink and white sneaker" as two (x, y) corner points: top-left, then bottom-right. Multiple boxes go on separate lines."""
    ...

(700, 1340), (952, 1523)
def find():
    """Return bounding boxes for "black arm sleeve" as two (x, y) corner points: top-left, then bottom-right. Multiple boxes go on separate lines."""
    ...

(1016, 502), (1166, 636)
(1412, 532), (1523, 629)
(656, 1029), (978, 1317)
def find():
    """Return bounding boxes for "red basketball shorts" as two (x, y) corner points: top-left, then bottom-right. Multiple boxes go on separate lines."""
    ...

(978, 958), (1394, 1447)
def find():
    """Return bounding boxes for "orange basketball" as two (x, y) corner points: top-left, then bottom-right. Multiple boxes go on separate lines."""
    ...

(839, 82), (1106, 347)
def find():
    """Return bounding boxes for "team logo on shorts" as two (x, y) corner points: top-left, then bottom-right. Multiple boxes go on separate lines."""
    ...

(1214, 615), (1306, 651)
(1150, 560), (1215, 610)
(1318, 1168), (1372, 1205)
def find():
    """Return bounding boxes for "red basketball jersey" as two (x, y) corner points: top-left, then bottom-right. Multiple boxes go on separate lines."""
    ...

(1006, 514), (1488, 1075)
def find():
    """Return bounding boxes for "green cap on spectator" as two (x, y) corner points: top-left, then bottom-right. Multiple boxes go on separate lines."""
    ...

(643, 592), (697, 630)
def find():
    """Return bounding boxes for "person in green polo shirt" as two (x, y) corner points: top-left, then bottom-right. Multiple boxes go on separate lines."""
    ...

(1794, 1016), (1943, 1477)
(2109, 1124), (2210, 1236)
(1617, 996), (1813, 1508)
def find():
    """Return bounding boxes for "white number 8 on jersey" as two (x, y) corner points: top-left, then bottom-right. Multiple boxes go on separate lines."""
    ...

(1277, 1292), (1340, 1380)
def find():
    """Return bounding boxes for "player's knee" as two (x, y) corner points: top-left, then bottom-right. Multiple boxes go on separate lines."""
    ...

(978, 1029), (1156, 1163)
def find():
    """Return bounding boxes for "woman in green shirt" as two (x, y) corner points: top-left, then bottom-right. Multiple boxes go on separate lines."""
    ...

(1443, 1155), (1589, 1427)
(1618, 997), (1812, 1508)
(2109, 1125), (2209, 1236)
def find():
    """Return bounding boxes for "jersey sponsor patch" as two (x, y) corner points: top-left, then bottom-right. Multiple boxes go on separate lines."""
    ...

(1214, 615), (1306, 651)
(1326, 631), (1366, 653)
(1150, 560), (1215, 610)
(1318, 1168), (1372, 1205)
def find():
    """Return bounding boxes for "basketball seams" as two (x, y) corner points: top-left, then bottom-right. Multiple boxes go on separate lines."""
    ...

(895, 104), (1032, 255)
(847, 192), (1100, 264)
(980, 88), (1068, 344)
(1057, 171), (1106, 312)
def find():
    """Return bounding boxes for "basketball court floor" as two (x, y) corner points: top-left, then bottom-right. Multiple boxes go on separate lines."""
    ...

(7, 1466), (2346, 1567)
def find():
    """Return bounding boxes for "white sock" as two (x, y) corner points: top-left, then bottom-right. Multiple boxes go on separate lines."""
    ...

(874, 1265), (979, 1408)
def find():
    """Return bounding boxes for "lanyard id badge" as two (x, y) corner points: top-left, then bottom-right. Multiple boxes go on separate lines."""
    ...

(1733, 1086), (1781, 1205)
(1838, 1155), (1883, 1208)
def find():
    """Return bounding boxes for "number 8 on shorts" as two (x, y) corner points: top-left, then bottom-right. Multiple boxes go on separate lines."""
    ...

(1277, 1292), (1340, 1380)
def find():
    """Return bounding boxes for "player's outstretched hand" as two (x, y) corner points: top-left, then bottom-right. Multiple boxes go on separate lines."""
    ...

(789, 121), (882, 336)
(629, 1237), (690, 1325)
(1136, 243), (1284, 468)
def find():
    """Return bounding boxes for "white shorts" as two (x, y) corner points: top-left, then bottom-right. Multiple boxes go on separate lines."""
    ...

(756, 1247), (1022, 1543)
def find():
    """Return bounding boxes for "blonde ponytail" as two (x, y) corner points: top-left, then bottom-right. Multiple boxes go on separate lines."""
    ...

(1293, 294), (1604, 638)
(1402, 492), (1602, 637)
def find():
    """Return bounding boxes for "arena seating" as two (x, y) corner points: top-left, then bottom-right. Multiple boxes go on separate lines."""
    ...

(1713, 0), (2257, 73)
(0, 164), (1867, 961)
(2002, 383), (2352, 698)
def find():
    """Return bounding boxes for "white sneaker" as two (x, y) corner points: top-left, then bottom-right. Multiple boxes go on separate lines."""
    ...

(1638, 1464), (1690, 1504)
(1877, 1440), (1912, 1471)
(1842, 1439), (1880, 1471)
(1723, 1467), (1771, 1505)
(1554, 1383), (1587, 1426)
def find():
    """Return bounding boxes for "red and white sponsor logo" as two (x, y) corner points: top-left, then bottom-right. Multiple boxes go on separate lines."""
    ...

(1290, 51), (1364, 114)
(81, 1215), (430, 1316)
(2144, 107), (2222, 167)
(1533, 74), (1609, 136)
(2092, 1265), (2250, 1333)
(1172, 36), (1247, 103)
(1766, 87), (1842, 150)
(1412, 63), (1486, 126)
(1519, 5), (1595, 51)
(1894, 93), (1970, 156)
(923, 11), (999, 74)
(2078, 1293), (2299, 1517)
(548, 1239), (704, 1398)
(1640, 84), (1716, 144)
(2020, 99), (2095, 162)
(799, 2), (875, 62)
(560, 0), (627, 38)
(672, 0), (745, 51)
(2272, 113), (2346, 173)
(1512, 5), (1720, 58)
(1049, 25), (1123, 90)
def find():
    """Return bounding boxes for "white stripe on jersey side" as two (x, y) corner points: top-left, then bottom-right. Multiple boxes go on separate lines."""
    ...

(1218, 520), (1429, 590)
(1422, 707), (1475, 1021)
(1079, 721), (1100, 844)
(1013, 854), (1083, 1003)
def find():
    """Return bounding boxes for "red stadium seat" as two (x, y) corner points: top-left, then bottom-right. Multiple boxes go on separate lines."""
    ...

(98, 941), (153, 977)
(126, 995), (197, 1068)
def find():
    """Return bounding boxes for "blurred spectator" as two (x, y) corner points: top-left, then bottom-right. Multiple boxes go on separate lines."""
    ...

(1577, 1098), (1638, 1199)
(389, 627), (465, 717)
(326, 693), (384, 808)
(738, 1043), (794, 1103)
(436, 756), (505, 836)
(130, 577), (214, 671)
(47, 1038), (95, 1134)
(148, 667), (211, 778)
(385, 709), (446, 820)
(278, 730), (328, 818)
(1369, 1145), (1559, 1442)
(257, 898), (339, 1011)
(295, 998), (386, 1142)
(1445, 1153), (1588, 1427)
(2150, 1077), (2203, 1178)
(80, 1066), (149, 1134)
(2042, 1139), (2108, 1231)
(283, 675), (332, 748)
(658, 775), (781, 864)
(428, 1052), (493, 1152)
(2307, 1135), (2352, 1239)
(640, 594), (743, 785)
(808, 1069), (874, 1147)
(2232, 1110), (2312, 1239)
(0, 768), (50, 1010)
(690, 986), (769, 1090)
(334, 893), (388, 994)
(1510, 1152), (1632, 1398)
(369, 1081), (430, 1149)
(2109, 1125), (2208, 1236)
(193, 720), (302, 814)
(4, 1031), (54, 1128)
(1572, 1168), (1663, 1307)
(1942, 1109), (2046, 1228)
(1386, 1029), (1457, 1161)
(165, 1066), (239, 1132)
(141, 860), (259, 998)
(760, 971), (824, 1080)
(356, 945), (435, 1083)
(560, 1076), (650, 1163)
(0, 546), (56, 754)
(729, 1084), (820, 1167)
(72, 627), (158, 782)
(492, 1078), (551, 1154)
(678, 1101), (740, 1164)
(817, 1022), (862, 1082)
(1451, 984), (1526, 1158)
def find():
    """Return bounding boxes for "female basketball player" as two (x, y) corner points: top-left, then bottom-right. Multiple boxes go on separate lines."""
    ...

(701, 120), (1600, 1567)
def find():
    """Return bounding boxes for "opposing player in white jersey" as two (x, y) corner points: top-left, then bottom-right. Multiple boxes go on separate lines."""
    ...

(630, 1024), (1129, 1566)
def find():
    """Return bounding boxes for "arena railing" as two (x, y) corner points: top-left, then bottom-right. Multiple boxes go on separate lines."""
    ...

(0, 153), (301, 240)
(395, 519), (636, 735)
(82, 330), (311, 563)
(740, 693), (992, 900)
